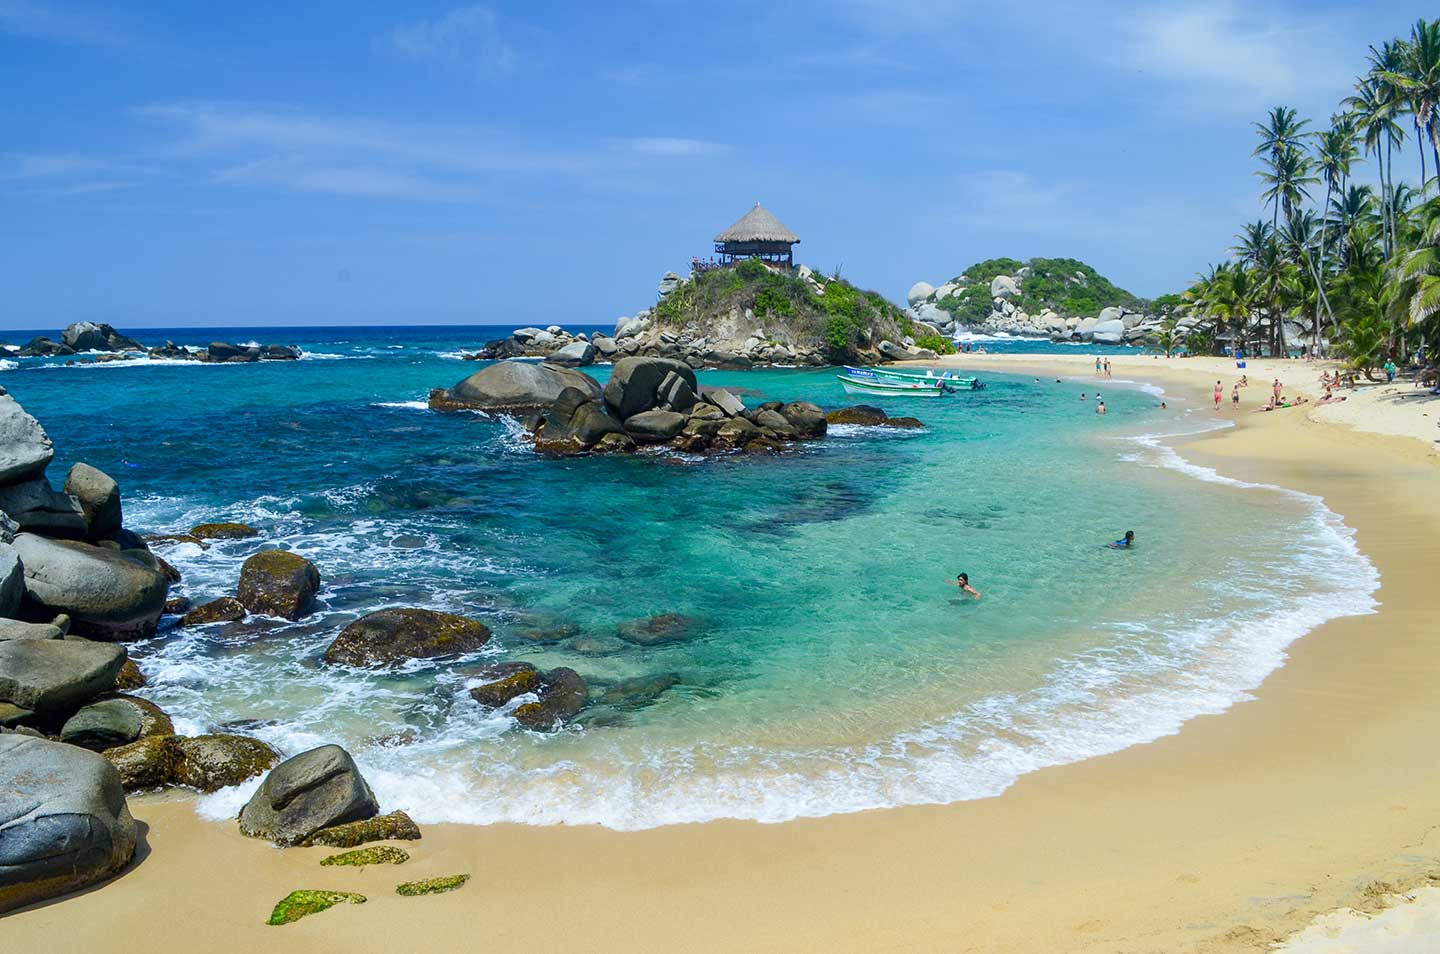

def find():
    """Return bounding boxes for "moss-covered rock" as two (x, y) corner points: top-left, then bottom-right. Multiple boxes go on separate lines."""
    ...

(395, 874), (469, 897)
(469, 666), (540, 708)
(825, 405), (889, 426)
(189, 522), (260, 540)
(303, 810), (421, 848)
(174, 733), (281, 792)
(178, 596), (247, 626)
(103, 734), (181, 790)
(267, 889), (366, 926)
(512, 667), (588, 731)
(113, 658), (146, 690)
(322, 608), (490, 667)
(319, 845), (409, 867)
(115, 693), (174, 737)
(236, 549), (320, 620)
(883, 416), (925, 429)
(615, 613), (695, 646)
(144, 533), (208, 549)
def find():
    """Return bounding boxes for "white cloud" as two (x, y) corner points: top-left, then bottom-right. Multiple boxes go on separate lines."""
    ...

(628, 138), (724, 157)
(378, 5), (516, 76)
(1123, 2), (1352, 107)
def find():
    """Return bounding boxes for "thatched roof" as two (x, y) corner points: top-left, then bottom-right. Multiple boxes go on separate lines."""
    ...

(715, 203), (800, 244)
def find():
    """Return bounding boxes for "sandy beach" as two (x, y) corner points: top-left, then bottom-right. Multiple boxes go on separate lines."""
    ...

(8, 353), (1440, 953)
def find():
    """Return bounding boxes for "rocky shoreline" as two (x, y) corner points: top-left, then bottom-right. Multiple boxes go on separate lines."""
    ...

(1, 321), (301, 364)
(429, 355), (924, 456)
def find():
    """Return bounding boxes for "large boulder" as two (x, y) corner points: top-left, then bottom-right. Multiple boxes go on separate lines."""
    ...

(63, 463), (122, 540)
(11, 534), (168, 639)
(826, 405), (889, 426)
(323, 608), (491, 667)
(431, 361), (602, 413)
(59, 697), (145, 750)
(544, 341), (596, 367)
(173, 734), (281, 792)
(0, 388), (54, 484)
(239, 744), (380, 846)
(534, 388), (624, 453)
(1091, 319), (1126, 345)
(906, 281), (935, 305)
(178, 596), (247, 626)
(0, 735), (137, 914)
(778, 402), (827, 439)
(990, 275), (1021, 298)
(0, 478), (87, 538)
(1, 542), (21, 618)
(60, 322), (142, 353)
(0, 638), (126, 715)
(623, 409), (687, 444)
(236, 549), (320, 620)
(511, 668), (588, 730)
(603, 357), (697, 420)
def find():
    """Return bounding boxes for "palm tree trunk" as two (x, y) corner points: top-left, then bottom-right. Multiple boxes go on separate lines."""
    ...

(1315, 180), (1334, 344)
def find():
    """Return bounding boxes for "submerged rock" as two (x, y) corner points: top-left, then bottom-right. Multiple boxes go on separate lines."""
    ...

(616, 613), (696, 647)
(597, 673), (681, 710)
(825, 405), (889, 426)
(511, 667), (588, 731)
(322, 608), (491, 667)
(0, 735), (137, 914)
(267, 889), (366, 926)
(10, 533), (169, 640)
(189, 521), (260, 540)
(304, 810), (421, 848)
(236, 549), (320, 620)
(178, 596), (248, 626)
(469, 664), (540, 708)
(239, 744), (379, 846)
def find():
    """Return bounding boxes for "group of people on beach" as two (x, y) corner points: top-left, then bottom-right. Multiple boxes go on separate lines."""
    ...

(1095, 357), (1112, 377)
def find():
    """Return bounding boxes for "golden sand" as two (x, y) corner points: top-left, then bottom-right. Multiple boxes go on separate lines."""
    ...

(8, 354), (1439, 953)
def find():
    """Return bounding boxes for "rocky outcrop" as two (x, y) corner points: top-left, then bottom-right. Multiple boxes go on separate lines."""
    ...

(429, 360), (603, 413)
(173, 734), (281, 792)
(61, 322), (143, 353)
(322, 608), (491, 667)
(304, 810), (421, 848)
(0, 638), (126, 716)
(239, 745), (380, 846)
(64, 463), (123, 540)
(0, 387), (55, 484)
(0, 734), (137, 914)
(604, 357), (698, 420)
(0, 477), (87, 538)
(236, 549), (320, 620)
(11, 533), (169, 639)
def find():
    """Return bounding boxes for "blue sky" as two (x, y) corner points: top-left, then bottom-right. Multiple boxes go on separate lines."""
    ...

(0, 1), (1430, 329)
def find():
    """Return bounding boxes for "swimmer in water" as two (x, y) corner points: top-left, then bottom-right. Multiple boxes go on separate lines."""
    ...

(1109, 530), (1136, 549)
(951, 572), (981, 599)
(1096, 400), (1106, 415)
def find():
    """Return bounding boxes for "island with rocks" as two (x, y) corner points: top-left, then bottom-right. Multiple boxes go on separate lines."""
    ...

(903, 257), (1196, 346)
(1, 321), (301, 364)
(430, 354), (922, 456)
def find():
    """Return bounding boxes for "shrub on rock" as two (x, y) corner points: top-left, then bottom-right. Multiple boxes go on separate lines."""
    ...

(236, 549), (320, 620)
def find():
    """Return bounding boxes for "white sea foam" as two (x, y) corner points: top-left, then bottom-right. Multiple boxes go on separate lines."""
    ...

(0, 359), (16, 371)
(370, 400), (430, 410)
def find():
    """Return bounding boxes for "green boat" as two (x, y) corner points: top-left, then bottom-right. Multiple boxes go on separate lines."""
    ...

(836, 373), (946, 397)
(845, 366), (982, 390)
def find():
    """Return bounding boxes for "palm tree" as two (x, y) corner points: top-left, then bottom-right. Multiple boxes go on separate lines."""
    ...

(1384, 19), (1440, 189)
(1232, 220), (1273, 264)
(1329, 184), (1377, 267)
(1253, 106), (1312, 227)
(1257, 146), (1319, 225)
(1388, 195), (1440, 334)
(1348, 43), (1410, 255)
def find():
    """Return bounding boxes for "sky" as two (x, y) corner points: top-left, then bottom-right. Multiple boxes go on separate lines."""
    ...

(0, 0), (1432, 330)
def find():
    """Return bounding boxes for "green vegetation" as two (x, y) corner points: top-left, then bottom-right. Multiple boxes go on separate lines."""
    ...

(319, 846), (410, 867)
(932, 257), (1142, 322)
(913, 335), (957, 355)
(652, 260), (910, 359)
(1181, 17), (1440, 374)
(395, 874), (471, 897)
(267, 890), (366, 926)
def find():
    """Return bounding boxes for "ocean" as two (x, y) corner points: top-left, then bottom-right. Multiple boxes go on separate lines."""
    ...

(0, 325), (1377, 830)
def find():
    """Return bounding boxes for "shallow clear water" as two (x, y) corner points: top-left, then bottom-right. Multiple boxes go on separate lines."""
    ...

(0, 327), (1376, 829)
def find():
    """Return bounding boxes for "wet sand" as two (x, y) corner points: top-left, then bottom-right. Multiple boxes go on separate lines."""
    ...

(8, 353), (1440, 953)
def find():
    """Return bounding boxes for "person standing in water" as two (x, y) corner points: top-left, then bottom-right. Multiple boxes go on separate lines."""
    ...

(952, 573), (981, 599)
(1096, 399), (1107, 415)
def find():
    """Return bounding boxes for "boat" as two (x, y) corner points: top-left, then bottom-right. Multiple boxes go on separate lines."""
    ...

(843, 366), (983, 390)
(835, 374), (946, 397)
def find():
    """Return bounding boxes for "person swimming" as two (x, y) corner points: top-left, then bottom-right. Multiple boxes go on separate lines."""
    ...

(1109, 530), (1135, 549)
(952, 572), (981, 599)
(1095, 400), (1106, 415)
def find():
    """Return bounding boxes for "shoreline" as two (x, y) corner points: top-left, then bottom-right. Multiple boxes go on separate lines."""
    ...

(8, 353), (1440, 952)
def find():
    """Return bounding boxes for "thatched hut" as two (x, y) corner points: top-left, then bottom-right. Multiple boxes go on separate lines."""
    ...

(714, 203), (800, 267)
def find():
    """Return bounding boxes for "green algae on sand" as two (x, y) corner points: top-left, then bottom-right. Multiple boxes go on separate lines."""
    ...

(320, 846), (409, 867)
(267, 889), (366, 925)
(395, 874), (470, 897)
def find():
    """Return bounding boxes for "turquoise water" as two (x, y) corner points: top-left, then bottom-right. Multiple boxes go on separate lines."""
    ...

(0, 328), (1375, 829)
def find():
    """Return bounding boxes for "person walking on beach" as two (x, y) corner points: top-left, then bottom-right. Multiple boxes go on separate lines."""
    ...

(1231, 383), (1240, 408)
(1214, 380), (1223, 410)
(1384, 358), (1397, 383)
(1272, 378), (1283, 407)
(1095, 357), (1102, 375)
(952, 573), (981, 599)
